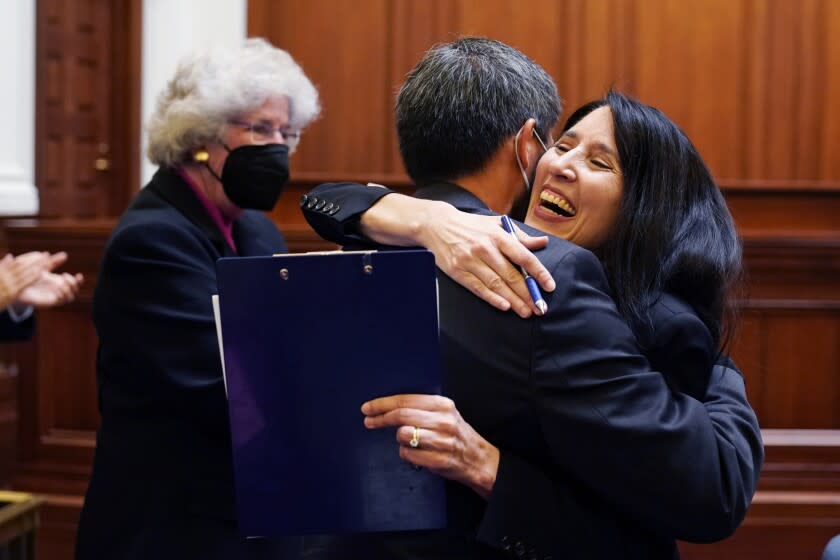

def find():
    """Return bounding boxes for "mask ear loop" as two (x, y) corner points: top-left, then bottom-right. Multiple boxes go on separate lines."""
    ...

(514, 128), (531, 192)
(514, 125), (549, 192)
(532, 128), (548, 152)
(193, 146), (231, 184)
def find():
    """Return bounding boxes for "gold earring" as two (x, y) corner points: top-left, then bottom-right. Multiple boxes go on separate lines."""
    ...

(193, 149), (209, 163)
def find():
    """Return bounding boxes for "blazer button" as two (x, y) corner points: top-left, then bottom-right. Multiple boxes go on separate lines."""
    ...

(323, 202), (334, 213)
(299, 194), (308, 207)
(315, 199), (326, 210)
(328, 204), (340, 215)
(306, 197), (318, 209)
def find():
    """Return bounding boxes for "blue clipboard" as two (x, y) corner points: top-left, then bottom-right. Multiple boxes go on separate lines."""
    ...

(215, 249), (446, 537)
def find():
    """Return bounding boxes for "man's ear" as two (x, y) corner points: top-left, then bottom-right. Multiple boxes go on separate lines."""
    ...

(515, 118), (539, 169)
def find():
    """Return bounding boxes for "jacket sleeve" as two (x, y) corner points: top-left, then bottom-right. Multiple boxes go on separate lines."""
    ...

(94, 220), (228, 433)
(477, 453), (582, 556)
(0, 309), (34, 342)
(646, 310), (715, 400)
(530, 248), (762, 542)
(300, 182), (394, 245)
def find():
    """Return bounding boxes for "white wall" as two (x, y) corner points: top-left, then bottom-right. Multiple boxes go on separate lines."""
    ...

(0, 0), (37, 215)
(141, 0), (248, 186)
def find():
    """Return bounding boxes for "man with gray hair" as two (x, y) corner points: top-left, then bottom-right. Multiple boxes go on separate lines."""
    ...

(303, 37), (762, 559)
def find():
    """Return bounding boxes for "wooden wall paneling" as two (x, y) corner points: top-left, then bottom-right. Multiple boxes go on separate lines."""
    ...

(740, 235), (840, 302)
(730, 310), (765, 422)
(36, 0), (142, 219)
(388, 0), (459, 176)
(795, 0), (825, 181)
(38, 308), (100, 434)
(249, 0), (392, 180)
(680, 508), (840, 560)
(0, 353), (17, 485)
(819, 0), (840, 181)
(635, 0), (744, 180)
(759, 310), (840, 429)
(758, 0), (801, 181)
(37, 0), (112, 217)
(7, 221), (110, 484)
(456, 0), (564, 91)
(556, 0), (623, 112)
(569, 0), (639, 114)
(455, 0), (635, 122)
(4, 220), (114, 560)
(108, 0), (143, 212)
(742, 0), (770, 182)
(761, 430), (840, 491)
(725, 190), (840, 233)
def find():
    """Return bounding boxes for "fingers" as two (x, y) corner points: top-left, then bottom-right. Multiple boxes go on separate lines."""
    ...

(362, 395), (460, 436)
(57, 273), (77, 303)
(10, 255), (48, 291)
(52, 271), (81, 304)
(510, 226), (556, 293)
(395, 425), (458, 453)
(18, 270), (83, 308)
(444, 233), (536, 318)
(456, 239), (535, 318)
(361, 394), (454, 417)
(516, 229), (549, 250)
(447, 219), (554, 317)
(363, 406), (456, 432)
(45, 251), (68, 271)
(452, 269), (514, 313)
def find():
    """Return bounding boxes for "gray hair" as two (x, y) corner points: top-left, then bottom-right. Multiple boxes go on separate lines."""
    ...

(147, 38), (320, 166)
(396, 37), (561, 185)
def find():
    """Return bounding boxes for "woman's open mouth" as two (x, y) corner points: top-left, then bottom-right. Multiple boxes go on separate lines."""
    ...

(538, 189), (577, 217)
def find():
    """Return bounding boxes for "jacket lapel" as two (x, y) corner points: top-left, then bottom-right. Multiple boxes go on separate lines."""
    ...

(146, 168), (238, 257)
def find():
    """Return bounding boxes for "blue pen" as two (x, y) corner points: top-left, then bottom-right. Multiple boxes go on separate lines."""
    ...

(499, 215), (548, 315)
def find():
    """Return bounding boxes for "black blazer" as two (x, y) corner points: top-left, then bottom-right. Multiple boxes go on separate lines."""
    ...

(76, 168), (297, 560)
(302, 182), (764, 560)
(0, 310), (34, 341)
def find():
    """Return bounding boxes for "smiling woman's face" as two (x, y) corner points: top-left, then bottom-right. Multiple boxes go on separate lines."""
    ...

(525, 106), (624, 251)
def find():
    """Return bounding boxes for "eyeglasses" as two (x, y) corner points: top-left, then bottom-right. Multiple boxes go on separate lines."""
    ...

(228, 119), (300, 145)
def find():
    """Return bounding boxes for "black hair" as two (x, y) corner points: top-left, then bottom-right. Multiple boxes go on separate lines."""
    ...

(396, 37), (561, 185)
(562, 91), (743, 349)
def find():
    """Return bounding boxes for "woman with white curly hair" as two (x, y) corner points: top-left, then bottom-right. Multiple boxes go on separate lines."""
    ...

(76, 38), (319, 560)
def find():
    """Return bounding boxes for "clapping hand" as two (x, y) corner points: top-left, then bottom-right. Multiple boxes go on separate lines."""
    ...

(0, 252), (52, 308)
(0, 251), (84, 310)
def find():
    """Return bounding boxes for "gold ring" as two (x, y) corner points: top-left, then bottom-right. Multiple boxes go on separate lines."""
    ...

(409, 426), (421, 448)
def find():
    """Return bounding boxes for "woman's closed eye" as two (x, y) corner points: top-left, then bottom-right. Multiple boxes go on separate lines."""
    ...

(554, 144), (613, 171)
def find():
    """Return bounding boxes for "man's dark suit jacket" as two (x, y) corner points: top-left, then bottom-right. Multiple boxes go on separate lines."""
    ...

(76, 168), (296, 560)
(302, 182), (764, 560)
(0, 310), (34, 341)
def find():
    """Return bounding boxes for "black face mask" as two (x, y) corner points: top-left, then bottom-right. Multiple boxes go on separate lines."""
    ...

(214, 143), (291, 211)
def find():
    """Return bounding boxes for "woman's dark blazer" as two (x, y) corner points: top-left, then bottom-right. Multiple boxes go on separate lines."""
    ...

(75, 167), (294, 560)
